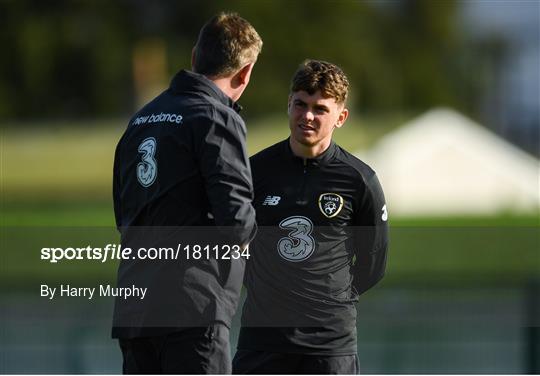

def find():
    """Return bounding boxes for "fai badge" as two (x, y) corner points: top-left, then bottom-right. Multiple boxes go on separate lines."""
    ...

(318, 193), (344, 218)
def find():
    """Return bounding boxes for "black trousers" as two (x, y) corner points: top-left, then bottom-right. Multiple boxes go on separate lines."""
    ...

(119, 324), (230, 374)
(232, 349), (359, 374)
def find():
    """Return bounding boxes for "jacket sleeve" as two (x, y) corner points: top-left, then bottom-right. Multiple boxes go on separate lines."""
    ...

(196, 111), (257, 246)
(112, 138), (123, 231)
(351, 173), (389, 295)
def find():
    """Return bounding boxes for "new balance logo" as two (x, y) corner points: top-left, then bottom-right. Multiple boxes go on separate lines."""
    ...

(262, 196), (281, 206)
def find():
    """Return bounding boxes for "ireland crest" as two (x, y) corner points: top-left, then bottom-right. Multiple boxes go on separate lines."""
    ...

(318, 193), (344, 218)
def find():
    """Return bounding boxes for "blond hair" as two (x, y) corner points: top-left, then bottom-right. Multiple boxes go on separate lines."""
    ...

(193, 12), (263, 78)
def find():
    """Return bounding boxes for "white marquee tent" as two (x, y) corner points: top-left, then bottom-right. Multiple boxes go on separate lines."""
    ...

(358, 108), (540, 216)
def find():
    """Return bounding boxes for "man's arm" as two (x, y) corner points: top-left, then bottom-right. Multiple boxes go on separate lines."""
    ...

(351, 173), (389, 295)
(196, 113), (257, 246)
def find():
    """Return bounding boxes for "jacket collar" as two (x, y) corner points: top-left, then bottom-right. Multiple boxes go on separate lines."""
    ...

(283, 138), (337, 167)
(169, 69), (242, 113)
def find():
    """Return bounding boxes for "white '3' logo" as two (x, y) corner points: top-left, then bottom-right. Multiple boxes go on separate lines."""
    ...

(277, 216), (315, 262)
(137, 137), (157, 187)
(381, 204), (388, 221)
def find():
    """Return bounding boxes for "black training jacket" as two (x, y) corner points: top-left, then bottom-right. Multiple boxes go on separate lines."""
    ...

(112, 70), (256, 338)
(238, 139), (388, 355)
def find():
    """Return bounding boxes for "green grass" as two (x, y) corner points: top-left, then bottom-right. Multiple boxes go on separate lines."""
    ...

(2, 121), (123, 201)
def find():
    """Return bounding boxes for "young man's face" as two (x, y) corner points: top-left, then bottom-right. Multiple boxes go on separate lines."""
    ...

(288, 90), (348, 152)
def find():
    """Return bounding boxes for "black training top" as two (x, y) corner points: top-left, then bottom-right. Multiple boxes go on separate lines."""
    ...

(112, 70), (256, 338)
(238, 139), (388, 355)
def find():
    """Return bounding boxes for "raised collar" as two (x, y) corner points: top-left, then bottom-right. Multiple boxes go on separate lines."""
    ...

(283, 138), (337, 167)
(169, 69), (242, 113)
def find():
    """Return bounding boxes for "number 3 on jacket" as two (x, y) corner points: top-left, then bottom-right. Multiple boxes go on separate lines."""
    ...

(137, 137), (158, 187)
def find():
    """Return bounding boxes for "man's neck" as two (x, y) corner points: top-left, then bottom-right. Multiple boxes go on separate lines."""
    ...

(289, 138), (331, 159)
(210, 76), (241, 102)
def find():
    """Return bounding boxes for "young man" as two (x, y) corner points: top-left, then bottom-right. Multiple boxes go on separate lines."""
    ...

(112, 13), (262, 374)
(233, 60), (388, 374)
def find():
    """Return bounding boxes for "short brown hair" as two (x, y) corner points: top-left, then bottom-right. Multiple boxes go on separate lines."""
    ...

(291, 60), (349, 104)
(193, 12), (263, 78)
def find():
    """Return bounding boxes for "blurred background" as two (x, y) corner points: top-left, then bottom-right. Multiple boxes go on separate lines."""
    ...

(1, 0), (539, 373)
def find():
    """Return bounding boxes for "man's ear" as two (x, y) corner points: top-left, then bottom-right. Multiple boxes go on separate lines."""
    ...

(230, 63), (254, 89)
(335, 107), (349, 129)
(237, 63), (254, 85)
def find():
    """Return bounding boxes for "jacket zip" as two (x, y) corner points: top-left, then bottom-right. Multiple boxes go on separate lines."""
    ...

(296, 159), (309, 205)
